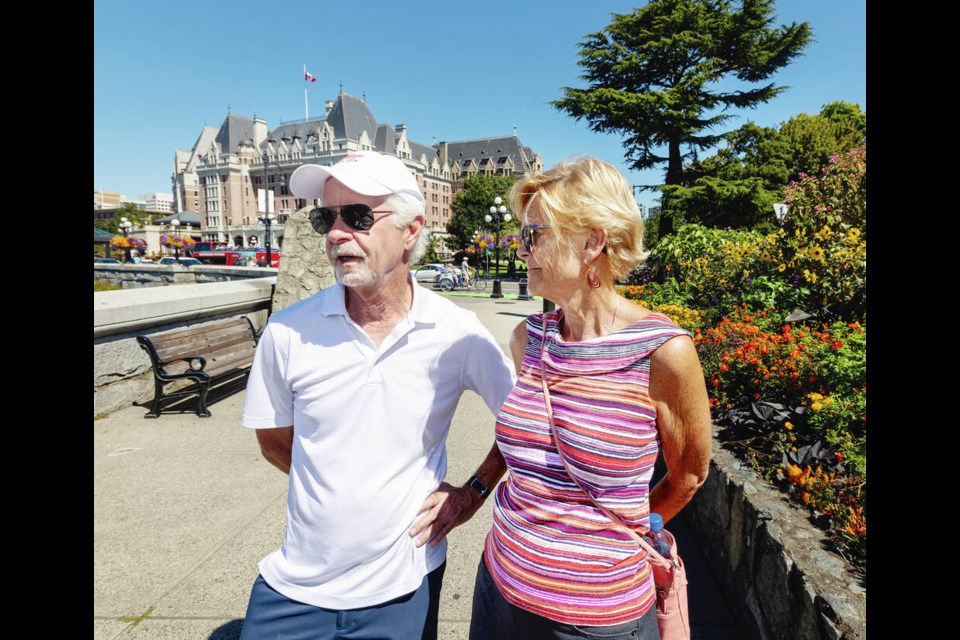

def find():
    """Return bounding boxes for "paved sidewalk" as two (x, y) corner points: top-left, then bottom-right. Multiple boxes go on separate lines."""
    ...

(94, 291), (743, 639)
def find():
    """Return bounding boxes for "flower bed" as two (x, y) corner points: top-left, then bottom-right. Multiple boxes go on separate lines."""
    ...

(618, 145), (867, 575)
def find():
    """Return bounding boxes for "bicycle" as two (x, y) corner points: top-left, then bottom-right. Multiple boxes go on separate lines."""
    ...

(435, 274), (487, 292)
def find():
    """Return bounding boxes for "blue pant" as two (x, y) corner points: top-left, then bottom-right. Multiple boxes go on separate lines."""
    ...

(239, 563), (446, 640)
(469, 559), (660, 639)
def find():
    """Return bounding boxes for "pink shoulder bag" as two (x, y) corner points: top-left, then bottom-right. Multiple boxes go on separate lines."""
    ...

(539, 316), (691, 640)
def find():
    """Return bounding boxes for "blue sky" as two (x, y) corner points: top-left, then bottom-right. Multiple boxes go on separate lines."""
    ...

(94, 0), (865, 210)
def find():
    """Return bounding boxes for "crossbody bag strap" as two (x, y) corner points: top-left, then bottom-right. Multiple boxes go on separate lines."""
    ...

(539, 315), (672, 571)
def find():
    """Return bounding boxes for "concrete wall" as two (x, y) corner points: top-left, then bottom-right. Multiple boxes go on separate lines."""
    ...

(93, 278), (275, 418)
(94, 263), (275, 288)
(685, 444), (866, 640)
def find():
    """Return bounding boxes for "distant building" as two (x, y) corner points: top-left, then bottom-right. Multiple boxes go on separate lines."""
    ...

(94, 188), (123, 209)
(172, 91), (542, 257)
(138, 192), (174, 214)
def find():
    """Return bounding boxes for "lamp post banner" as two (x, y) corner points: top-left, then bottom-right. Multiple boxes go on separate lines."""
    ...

(257, 189), (275, 214)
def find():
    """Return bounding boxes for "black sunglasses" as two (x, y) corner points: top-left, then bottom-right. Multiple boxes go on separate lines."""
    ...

(520, 224), (552, 252)
(309, 204), (393, 234)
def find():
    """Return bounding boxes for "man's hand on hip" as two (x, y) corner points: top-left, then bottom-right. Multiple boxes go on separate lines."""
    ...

(409, 482), (484, 548)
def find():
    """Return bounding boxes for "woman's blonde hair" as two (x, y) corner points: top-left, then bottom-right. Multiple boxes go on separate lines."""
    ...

(507, 156), (649, 280)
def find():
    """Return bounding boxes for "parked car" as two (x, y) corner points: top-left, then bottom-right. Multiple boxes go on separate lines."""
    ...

(410, 263), (446, 283)
(158, 257), (203, 267)
(94, 257), (122, 264)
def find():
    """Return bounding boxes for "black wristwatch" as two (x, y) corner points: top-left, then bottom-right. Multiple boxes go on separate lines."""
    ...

(467, 475), (490, 499)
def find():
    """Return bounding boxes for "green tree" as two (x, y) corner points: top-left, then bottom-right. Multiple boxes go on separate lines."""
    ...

(778, 101), (866, 183)
(96, 202), (149, 233)
(447, 174), (516, 250)
(669, 102), (866, 230)
(421, 234), (440, 264)
(553, 0), (811, 237)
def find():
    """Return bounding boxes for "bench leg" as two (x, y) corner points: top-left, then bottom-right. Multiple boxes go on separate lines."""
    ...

(196, 382), (212, 418)
(144, 379), (165, 418)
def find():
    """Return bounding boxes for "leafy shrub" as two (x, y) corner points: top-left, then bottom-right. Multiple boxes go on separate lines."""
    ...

(778, 145), (866, 322)
(617, 286), (703, 332)
(638, 145), (866, 326)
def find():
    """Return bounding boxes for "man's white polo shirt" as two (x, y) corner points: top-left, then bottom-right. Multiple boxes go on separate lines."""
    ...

(241, 280), (515, 609)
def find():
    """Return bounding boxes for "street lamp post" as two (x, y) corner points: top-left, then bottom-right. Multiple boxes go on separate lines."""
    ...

(485, 196), (512, 299)
(119, 217), (133, 263)
(259, 161), (286, 268)
(170, 216), (182, 260)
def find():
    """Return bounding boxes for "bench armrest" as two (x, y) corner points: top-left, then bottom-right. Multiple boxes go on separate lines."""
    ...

(176, 355), (207, 371)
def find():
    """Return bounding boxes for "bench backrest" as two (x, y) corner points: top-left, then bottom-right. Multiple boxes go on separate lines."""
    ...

(139, 317), (258, 376)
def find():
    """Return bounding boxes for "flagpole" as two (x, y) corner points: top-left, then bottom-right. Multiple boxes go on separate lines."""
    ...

(303, 64), (309, 121)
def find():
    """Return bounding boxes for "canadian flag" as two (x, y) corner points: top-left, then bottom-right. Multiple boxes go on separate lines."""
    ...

(304, 70), (317, 83)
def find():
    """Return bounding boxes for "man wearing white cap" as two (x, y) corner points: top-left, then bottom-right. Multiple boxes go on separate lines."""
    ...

(239, 151), (515, 639)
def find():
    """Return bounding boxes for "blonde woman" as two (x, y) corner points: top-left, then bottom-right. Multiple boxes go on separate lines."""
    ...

(470, 157), (713, 639)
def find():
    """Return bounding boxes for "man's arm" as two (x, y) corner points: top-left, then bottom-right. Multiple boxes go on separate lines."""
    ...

(410, 319), (528, 548)
(256, 426), (294, 474)
(409, 443), (506, 548)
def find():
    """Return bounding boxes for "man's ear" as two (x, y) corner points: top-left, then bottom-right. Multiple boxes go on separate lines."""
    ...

(404, 215), (425, 250)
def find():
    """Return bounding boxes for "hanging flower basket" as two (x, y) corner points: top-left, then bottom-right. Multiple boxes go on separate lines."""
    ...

(160, 235), (196, 250)
(472, 233), (494, 253)
(110, 236), (148, 252)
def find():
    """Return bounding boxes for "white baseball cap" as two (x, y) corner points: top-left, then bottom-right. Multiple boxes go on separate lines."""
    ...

(289, 151), (426, 213)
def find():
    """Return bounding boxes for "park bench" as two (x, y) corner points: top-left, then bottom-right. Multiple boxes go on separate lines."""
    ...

(136, 316), (259, 418)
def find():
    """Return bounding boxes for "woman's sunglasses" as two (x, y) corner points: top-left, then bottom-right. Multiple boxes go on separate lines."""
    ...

(519, 224), (552, 252)
(309, 204), (393, 234)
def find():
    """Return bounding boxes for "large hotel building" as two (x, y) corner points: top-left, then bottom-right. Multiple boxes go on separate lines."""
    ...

(171, 91), (543, 258)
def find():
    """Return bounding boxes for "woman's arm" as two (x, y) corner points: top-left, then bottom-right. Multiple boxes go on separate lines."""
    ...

(648, 335), (713, 524)
(508, 319), (529, 373)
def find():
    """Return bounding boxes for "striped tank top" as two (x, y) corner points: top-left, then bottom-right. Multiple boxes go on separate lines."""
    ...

(483, 308), (692, 625)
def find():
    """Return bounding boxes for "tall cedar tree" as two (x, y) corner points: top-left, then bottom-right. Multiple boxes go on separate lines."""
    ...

(553, 0), (811, 238)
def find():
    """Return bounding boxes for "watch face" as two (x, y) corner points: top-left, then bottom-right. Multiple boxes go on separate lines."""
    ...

(470, 476), (489, 497)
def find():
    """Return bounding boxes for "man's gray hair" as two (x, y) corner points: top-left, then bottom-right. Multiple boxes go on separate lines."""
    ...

(387, 195), (430, 265)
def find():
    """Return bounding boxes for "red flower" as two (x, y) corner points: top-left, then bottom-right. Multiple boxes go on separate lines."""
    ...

(831, 340), (844, 349)
(835, 452), (845, 463)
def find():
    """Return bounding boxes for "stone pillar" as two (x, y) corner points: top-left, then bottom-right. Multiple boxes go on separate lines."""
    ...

(271, 205), (337, 312)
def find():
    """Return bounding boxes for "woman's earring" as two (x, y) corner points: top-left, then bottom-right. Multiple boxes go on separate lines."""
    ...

(586, 267), (601, 288)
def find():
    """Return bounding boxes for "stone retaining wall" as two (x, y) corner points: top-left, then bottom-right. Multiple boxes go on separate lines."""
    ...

(686, 443), (866, 639)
